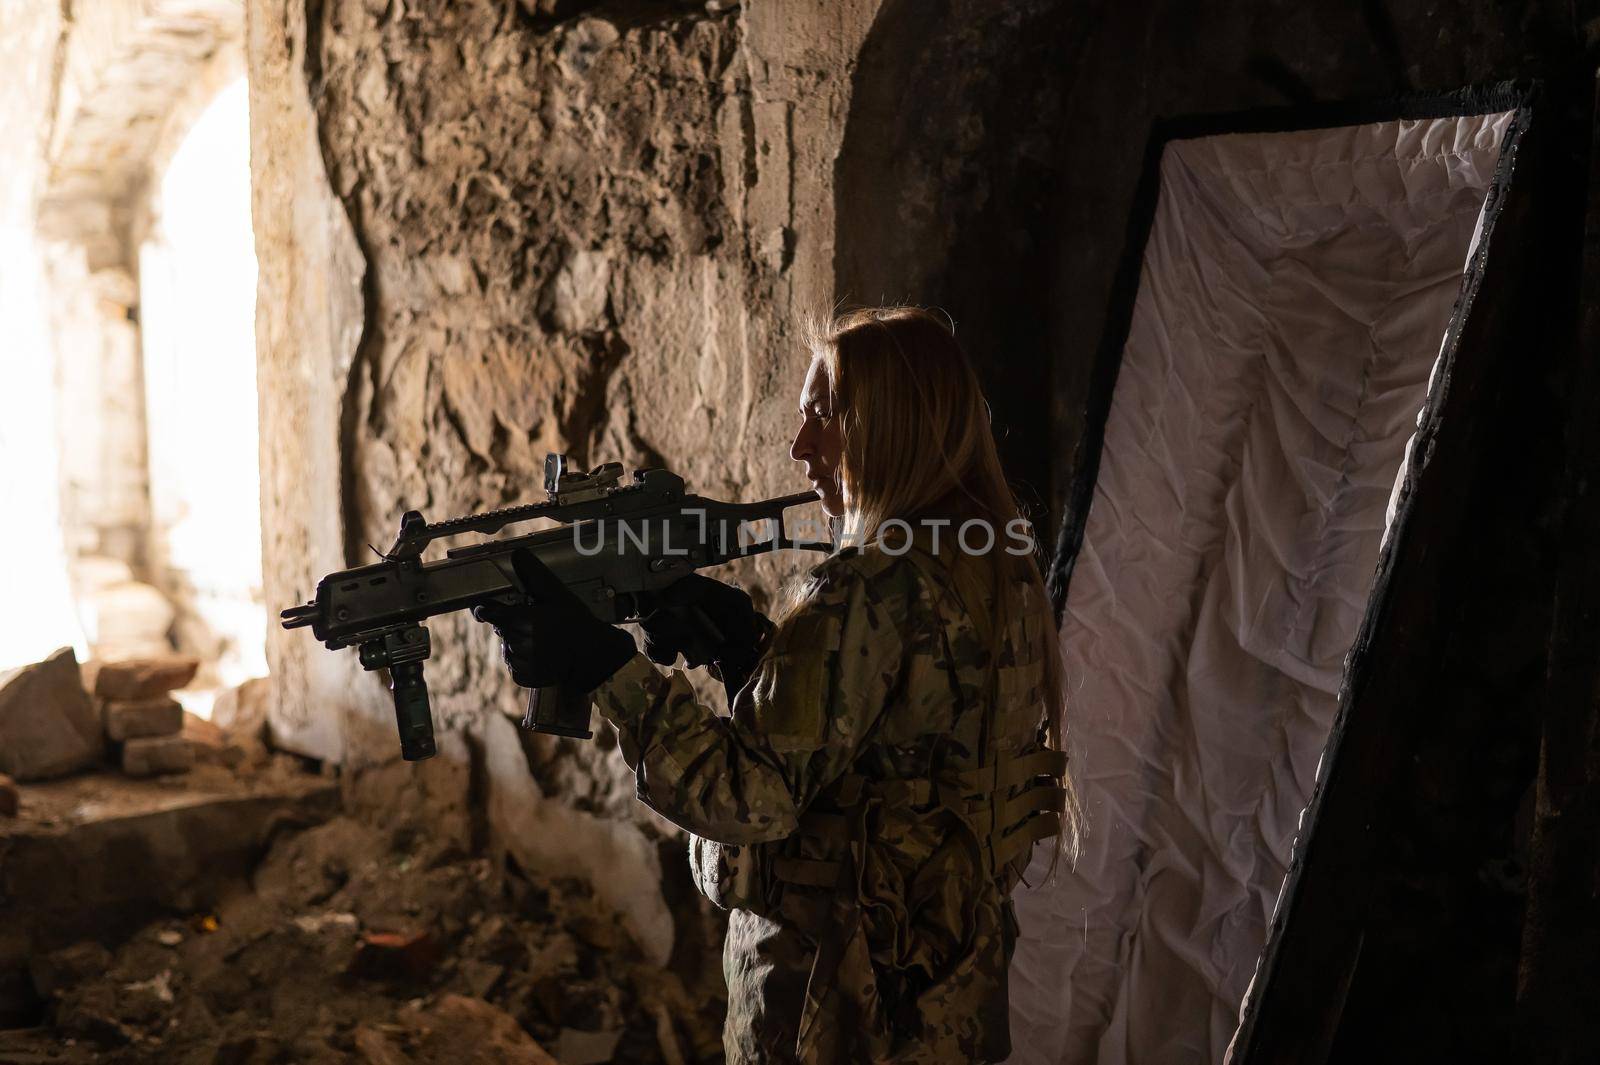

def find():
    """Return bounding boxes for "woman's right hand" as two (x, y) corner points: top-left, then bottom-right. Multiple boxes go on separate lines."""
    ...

(640, 574), (770, 666)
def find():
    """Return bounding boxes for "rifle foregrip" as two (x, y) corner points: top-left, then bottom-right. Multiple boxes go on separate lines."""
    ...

(390, 661), (438, 761)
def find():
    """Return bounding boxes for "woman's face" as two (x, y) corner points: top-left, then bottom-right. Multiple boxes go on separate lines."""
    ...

(790, 357), (845, 516)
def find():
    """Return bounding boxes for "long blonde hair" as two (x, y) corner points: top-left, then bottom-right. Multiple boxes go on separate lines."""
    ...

(791, 305), (1081, 868)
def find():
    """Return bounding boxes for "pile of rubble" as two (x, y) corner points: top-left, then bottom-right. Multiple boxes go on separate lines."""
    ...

(0, 647), (729, 1064)
(0, 766), (726, 1064)
(0, 647), (265, 801)
(94, 656), (205, 777)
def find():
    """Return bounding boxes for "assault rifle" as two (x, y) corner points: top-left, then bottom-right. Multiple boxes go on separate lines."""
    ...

(281, 454), (830, 761)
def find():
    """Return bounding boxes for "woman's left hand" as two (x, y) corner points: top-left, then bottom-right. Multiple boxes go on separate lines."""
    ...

(471, 548), (637, 693)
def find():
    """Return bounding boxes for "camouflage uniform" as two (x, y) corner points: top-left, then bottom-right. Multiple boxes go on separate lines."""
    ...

(591, 530), (1066, 1064)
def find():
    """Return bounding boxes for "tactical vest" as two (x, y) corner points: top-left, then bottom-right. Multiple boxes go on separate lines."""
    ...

(767, 544), (1068, 1061)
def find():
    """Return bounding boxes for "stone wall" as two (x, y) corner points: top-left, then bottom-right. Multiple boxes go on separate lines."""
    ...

(41, 0), (243, 254)
(246, 0), (367, 760)
(252, 0), (884, 764)
(248, 0), (886, 971)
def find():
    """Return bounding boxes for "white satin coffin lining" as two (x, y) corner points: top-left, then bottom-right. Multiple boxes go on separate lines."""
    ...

(1006, 109), (1515, 1065)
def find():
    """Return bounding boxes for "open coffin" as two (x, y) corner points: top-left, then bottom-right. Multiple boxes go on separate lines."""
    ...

(1009, 88), (1532, 1065)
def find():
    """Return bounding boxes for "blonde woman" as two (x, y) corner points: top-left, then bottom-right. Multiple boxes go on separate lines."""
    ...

(476, 306), (1078, 1064)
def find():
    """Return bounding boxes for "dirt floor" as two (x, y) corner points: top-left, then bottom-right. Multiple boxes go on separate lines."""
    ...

(0, 757), (728, 1065)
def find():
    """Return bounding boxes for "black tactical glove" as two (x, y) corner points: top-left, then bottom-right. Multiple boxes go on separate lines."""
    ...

(471, 548), (637, 694)
(639, 574), (774, 696)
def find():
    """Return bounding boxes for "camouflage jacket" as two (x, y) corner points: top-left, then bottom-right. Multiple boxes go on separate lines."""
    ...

(591, 533), (1063, 1064)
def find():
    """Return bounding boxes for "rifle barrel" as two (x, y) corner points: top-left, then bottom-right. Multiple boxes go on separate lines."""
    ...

(280, 603), (318, 628)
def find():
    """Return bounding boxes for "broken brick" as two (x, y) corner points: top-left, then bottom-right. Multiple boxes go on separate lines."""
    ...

(122, 734), (195, 777)
(182, 711), (243, 767)
(95, 657), (199, 701)
(349, 930), (440, 982)
(103, 696), (183, 741)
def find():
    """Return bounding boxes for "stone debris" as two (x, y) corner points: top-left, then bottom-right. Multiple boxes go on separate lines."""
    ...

(353, 1024), (412, 1065)
(78, 659), (102, 696)
(87, 582), (176, 662)
(94, 655), (199, 701)
(0, 761), (340, 1010)
(0, 774), (17, 818)
(404, 994), (561, 1064)
(212, 676), (272, 765)
(0, 763), (727, 1065)
(121, 969), (174, 1006)
(102, 694), (183, 741)
(458, 958), (505, 999)
(211, 675), (270, 734)
(182, 710), (245, 767)
(357, 994), (561, 1064)
(27, 942), (112, 1002)
(482, 713), (676, 967)
(121, 734), (195, 777)
(0, 648), (104, 782)
(181, 710), (224, 746)
(293, 911), (360, 936)
(557, 1025), (625, 1064)
(350, 930), (442, 982)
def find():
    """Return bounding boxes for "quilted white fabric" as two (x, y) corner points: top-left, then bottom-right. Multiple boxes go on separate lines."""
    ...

(1008, 110), (1514, 1065)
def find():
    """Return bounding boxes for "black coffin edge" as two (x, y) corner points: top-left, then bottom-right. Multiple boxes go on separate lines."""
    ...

(1044, 80), (1540, 1064)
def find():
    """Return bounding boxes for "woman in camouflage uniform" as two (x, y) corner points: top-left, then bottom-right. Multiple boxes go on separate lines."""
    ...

(478, 307), (1080, 1063)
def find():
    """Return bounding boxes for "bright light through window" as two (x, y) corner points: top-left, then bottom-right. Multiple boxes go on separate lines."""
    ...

(0, 173), (87, 672)
(139, 76), (266, 705)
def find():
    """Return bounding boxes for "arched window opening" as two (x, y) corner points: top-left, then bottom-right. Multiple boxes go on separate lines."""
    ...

(137, 77), (264, 714)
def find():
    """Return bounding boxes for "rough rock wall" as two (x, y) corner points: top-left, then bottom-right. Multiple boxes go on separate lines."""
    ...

(312, 0), (770, 758)
(248, 0), (370, 761)
(250, 0), (885, 975)
(254, 0), (884, 765)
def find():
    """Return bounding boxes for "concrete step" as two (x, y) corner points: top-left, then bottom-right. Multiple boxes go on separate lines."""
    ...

(0, 763), (339, 1027)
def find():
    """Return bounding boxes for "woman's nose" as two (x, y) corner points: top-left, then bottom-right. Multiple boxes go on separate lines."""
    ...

(790, 422), (811, 464)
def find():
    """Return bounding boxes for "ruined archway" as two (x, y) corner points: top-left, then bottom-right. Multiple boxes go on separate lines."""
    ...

(32, 1), (250, 677)
(138, 75), (265, 707)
